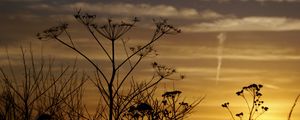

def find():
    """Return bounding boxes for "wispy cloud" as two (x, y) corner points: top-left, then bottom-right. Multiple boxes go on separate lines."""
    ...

(183, 17), (300, 32)
(158, 45), (300, 61)
(215, 0), (300, 2)
(2, 0), (40, 2)
(67, 2), (197, 18)
(264, 84), (280, 89)
(177, 67), (264, 74)
(65, 2), (224, 19)
(8, 14), (42, 22)
(162, 54), (300, 61)
(28, 2), (224, 20)
(254, 0), (300, 2)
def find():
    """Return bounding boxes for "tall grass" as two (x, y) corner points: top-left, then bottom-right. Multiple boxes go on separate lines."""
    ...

(0, 48), (86, 120)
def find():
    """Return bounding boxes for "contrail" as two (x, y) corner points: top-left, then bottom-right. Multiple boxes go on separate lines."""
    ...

(216, 32), (226, 84)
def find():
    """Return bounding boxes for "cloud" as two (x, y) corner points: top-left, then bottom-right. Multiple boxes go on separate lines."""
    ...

(158, 45), (300, 61)
(162, 54), (300, 61)
(28, 2), (224, 20)
(65, 2), (203, 19)
(28, 3), (53, 10)
(264, 84), (280, 89)
(177, 67), (264, 74)
(254, 0), (299, 2)
(199, 10), (224, 19)
(215, 0), (300, 2)
(8, 14), (41, 22)
(221, 54), (300, 61)
(182, 17), (300, 32)
(2, 0), (40, 2)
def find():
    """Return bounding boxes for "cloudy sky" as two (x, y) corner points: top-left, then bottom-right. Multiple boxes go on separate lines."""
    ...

(1, 0), (300, 119)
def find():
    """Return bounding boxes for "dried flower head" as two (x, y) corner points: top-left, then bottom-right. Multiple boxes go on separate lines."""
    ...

(236, 90), (243, 96)
(74, 10), (96, 25)
(153, 18), (181, 35)
(262, 106), (269, 111)
(37, 23), (68, 40)
(92, 18), (139, 41)
(162, 90), (182, 98)
(129, 45), (157, 57)
(126, 102), (153, 119)
(235, 112), (243, 117)
(152, 62), (176, 78)
(221, 102), (230, 108)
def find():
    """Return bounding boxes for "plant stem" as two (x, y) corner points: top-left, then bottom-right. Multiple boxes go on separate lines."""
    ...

(288, 94), (300, 120)
(109, 40), (116, 120)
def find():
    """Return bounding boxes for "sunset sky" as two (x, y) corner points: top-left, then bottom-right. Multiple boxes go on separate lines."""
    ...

(1, 0), (300, 120)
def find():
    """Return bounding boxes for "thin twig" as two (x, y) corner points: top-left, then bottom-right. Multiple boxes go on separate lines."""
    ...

(288, 94), (300, 120)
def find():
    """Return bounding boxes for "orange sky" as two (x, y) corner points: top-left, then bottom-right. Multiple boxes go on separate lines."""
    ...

(1, 0), (300, 119)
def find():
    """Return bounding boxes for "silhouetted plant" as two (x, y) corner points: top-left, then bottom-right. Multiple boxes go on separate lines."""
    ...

(222, 84), (269, 120)
(123, 85), (202, 120)
(37, 10), (198, 120)
(288, 94), (300, 120)
(0, 48), (86, 120)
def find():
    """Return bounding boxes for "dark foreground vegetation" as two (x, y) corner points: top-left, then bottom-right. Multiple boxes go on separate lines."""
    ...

(0, 10), (202, 120)
(0, 11), (299, 120)
(222, 84), (299, 120)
